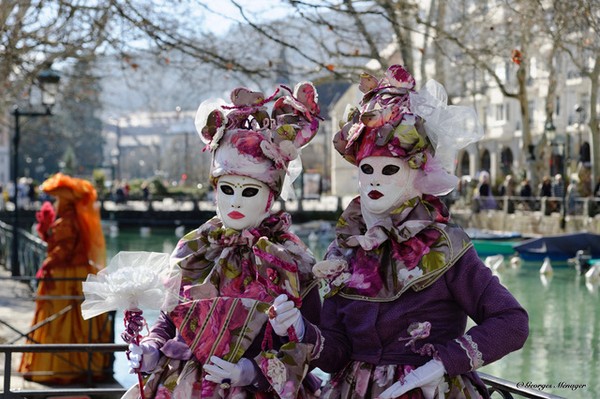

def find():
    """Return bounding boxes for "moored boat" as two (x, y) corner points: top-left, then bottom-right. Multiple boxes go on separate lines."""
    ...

(514, 232), (600, 262)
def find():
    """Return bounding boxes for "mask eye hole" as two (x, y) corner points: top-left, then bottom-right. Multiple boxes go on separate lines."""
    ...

(382, 165), (400, 176)
(242, 187), (259, 197)
(360, 164), (374, 174)
(219, 185), (234, 195)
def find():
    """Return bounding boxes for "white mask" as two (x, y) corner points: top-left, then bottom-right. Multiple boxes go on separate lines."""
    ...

(216, 175), (272, 230)
(359, 156), (419, 215)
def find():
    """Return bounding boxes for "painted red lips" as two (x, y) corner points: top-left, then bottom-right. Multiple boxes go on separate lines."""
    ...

(227, 211), (245, 219)
(368, 190), (383, 199)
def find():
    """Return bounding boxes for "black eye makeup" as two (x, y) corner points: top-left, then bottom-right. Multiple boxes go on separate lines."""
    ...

(360, 164), (374, 174)
(242, 187), (259, 197)
(382, 165), (400, 175)
(219, 184), (234, 195)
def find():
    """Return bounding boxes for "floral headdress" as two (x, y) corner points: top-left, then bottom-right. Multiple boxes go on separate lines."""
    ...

(195, 82), (321, 200)
(334, 65), (483, 196)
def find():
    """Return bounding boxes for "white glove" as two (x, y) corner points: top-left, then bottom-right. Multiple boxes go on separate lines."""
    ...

(203, 356), (256, 387)
(269, 294), (305, 340)
(127, 342), (160, 374)
(378, 359), (445, 399)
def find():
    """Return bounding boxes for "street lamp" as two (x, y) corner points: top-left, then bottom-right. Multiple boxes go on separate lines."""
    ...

(545, 121), (567, 230)
(10, 64), (60, 276)
(574, 104), (585, 158)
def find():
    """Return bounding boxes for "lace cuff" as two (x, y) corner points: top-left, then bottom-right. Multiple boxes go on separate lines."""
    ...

(455, 334), (484, 370)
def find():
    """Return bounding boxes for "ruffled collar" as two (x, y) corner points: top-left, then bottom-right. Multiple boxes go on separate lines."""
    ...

(337, 194), (450, 250)
(321, 195), (470, 300)
(174, 211), (315, 304)
(200, 212), (292, 261)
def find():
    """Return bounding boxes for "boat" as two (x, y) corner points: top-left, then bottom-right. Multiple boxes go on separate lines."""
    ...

(513, 232), (600, 262)
(465, 228), (523, 257)
(473, 239), (519, 257)
(464, 228), (522, 241)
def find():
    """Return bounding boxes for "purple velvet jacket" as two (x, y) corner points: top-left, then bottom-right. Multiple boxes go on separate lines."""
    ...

(304, 247), (528, 391)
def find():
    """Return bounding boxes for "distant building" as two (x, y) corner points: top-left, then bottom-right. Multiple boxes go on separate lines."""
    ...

(102, 110), (210, 187)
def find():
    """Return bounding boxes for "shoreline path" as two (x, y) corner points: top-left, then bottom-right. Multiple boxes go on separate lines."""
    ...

(0, 266), (125, 397)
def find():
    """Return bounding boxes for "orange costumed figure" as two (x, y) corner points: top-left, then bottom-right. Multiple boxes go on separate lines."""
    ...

(18, 173), (113, 384)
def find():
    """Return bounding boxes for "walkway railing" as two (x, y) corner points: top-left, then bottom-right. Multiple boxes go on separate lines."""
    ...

(0, 343), (565, 399)
(479, 372), (565, 399)
(0, 343), (127, 398)
(465, 195), (600, 217)
(0, 220), (46, 282)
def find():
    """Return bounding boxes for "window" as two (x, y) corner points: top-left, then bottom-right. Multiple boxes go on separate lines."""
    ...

(495, 104), (505, 121)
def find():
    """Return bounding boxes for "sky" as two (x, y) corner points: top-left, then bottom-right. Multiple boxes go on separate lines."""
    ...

(199, 0), (294, 36)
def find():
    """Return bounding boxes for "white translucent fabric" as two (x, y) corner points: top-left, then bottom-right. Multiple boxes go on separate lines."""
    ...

(409, 80), (484, 195)
(81, 251), (181, 319)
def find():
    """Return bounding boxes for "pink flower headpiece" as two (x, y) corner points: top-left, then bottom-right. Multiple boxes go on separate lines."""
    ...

(195, 83), (321, 200)
(334, 65), (483, 196)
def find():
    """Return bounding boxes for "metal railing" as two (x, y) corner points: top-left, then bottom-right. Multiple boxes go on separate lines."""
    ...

(480, 372), (566, 399)
(0, 345), (564, 399)
(1, 343), (127, 398)
(0, 220), (46, 283)
(456, 195), (600, 218)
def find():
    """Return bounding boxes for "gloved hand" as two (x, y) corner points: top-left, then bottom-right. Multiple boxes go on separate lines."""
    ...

(378, 359), (445, 399)
(127, 342), (160, 374)
(269, 294), (305, 340)
(203, 356), (256, 387)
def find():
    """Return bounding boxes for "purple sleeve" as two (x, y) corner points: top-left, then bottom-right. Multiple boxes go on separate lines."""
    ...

(301, 283), (322, 326)
(304, 294), (352, 373)
(141, 311), (176, 349)
(434, 248), (529, 376)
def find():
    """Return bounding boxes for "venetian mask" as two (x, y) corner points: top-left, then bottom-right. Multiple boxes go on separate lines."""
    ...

(358, 156), (419, 215)
(216, 175), (272, 230)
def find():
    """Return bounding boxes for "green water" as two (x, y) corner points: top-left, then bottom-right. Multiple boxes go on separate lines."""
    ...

(108, 227), (600, 398)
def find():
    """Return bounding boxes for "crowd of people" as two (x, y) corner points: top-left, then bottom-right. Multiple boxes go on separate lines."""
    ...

(467, 170), (594, 216)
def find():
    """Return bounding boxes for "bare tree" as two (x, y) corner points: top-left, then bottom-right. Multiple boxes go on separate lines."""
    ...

(1, 1), (111, 126)
(425, 0), (549, 187)
(551, 0), (600, 192)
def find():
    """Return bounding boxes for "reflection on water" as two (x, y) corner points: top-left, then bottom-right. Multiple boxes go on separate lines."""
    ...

(479, 264), (600, 399)
(107, 227), (600, 398)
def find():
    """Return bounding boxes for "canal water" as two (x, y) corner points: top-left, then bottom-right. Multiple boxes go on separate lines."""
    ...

(107, 227), (599, 399)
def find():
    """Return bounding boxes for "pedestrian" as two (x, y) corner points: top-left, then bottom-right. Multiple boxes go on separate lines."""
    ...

(567, 174), (580, 215)
(271, 65), (529, 399)
(27, 179), (37, 209)
(539, 175), (555, 214)
(122, 82), (323, 398)
(141, 182), (150, 202)
(18, 173), (112, 383)
(519, 178), (533, 210)
(474, 171), (496, 211)
(499, 175), (516, 213)
(540, 176), (553, 197)
(552, 174), (565, 212)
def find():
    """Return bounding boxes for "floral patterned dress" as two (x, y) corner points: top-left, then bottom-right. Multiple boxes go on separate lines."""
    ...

(123, 211), (321, 399)
(304, 195), (528, 399)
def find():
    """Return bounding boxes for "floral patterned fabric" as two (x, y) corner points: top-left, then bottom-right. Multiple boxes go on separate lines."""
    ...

(321, 361), (483, 399)
(123, 211), (321, 399)
(317, 195), (472, 300)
